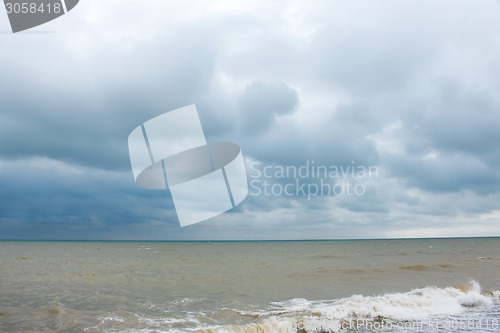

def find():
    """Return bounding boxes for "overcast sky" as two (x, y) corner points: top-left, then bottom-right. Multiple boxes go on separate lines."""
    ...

(1, 0), (500, 240)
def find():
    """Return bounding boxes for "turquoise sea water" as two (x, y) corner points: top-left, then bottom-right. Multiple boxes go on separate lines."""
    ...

(0, 238), (499, 332)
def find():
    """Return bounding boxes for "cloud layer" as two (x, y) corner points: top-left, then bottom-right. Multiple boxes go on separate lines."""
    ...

(1, 0), (499, 239)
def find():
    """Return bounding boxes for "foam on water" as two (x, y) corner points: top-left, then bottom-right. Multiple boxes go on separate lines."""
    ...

(202, 281), (499, 333)
(81, 282), (500, 333)
(3, 239), (500, 332)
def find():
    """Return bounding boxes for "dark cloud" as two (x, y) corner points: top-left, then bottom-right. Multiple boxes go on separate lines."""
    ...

(237, 81), (298, 135)
(238, 101), (380, 168)
(1, 0), (500, 239)
(383, 81), (500, 194)
(0, 159), (178, 236)
(0, 19), (220, 170)
(386, 153), (500, 194)
(402, 81), (500, 160)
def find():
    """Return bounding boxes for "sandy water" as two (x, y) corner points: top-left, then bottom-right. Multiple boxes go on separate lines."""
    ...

(0, 238), (499, 332)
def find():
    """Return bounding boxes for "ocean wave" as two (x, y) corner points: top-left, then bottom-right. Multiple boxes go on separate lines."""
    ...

(204, 281), (499, 333)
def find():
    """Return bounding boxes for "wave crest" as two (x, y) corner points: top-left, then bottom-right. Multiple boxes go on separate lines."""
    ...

(209, 281), (498, 333)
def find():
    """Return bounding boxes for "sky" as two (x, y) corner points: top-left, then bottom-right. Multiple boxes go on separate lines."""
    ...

(1, 0), (500, 240)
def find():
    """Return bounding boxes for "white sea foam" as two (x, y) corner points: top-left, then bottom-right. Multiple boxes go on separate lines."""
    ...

(309, 281), (493, 321)
(78, 283), (500, 333)
(210, 282), (498, 333)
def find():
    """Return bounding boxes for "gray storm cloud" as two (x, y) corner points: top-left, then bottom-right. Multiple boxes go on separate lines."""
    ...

(0, 0), (499, 239)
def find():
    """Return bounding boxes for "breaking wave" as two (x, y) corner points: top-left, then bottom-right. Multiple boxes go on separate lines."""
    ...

(199, 281), (499, 333)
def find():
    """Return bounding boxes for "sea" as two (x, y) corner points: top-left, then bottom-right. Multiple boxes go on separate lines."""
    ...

(0, 238), (499, 333)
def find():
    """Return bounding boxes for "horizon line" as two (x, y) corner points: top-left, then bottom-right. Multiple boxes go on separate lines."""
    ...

(0, 236), (499, 242)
